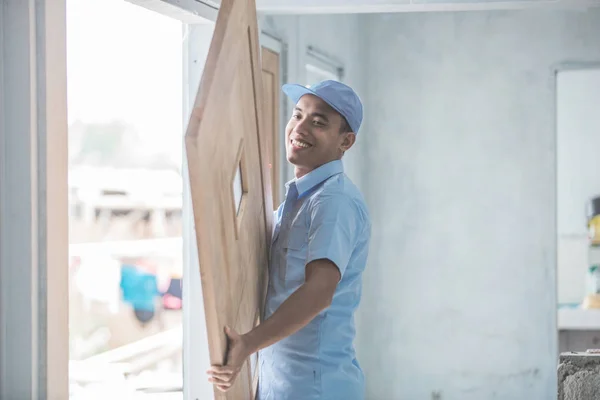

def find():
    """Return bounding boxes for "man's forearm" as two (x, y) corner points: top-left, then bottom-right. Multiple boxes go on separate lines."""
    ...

(243, 281), (331, 354)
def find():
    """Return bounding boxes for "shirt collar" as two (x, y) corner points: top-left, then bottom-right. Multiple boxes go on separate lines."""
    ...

(286, 160), (344, 198)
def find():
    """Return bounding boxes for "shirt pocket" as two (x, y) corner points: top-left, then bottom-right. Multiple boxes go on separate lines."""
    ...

(280, 223), (308, 283)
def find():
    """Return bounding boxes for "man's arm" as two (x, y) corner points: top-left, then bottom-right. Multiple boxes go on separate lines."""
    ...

(244, 194), (362, 351)
(244, 258), (340, 353)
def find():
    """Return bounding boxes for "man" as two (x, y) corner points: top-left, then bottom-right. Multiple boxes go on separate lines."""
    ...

(207, 80), (371, 400)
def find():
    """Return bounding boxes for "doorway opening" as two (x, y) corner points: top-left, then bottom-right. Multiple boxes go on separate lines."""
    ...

(66, 0), (186, 397)
(556, 66), (600, 355)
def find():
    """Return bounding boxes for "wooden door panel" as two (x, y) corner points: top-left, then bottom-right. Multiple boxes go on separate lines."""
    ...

(261, 47), (281, 208)
(184, 0), (273, 398)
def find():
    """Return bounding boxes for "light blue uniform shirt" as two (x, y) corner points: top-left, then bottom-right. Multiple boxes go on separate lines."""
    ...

(258, 160), (371, 400)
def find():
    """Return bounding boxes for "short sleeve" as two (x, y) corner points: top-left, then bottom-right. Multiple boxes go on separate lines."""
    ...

(306, 194), (362, 278)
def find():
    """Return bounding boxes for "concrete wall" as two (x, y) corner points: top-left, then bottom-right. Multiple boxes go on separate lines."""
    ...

(357, 8), (600, 400)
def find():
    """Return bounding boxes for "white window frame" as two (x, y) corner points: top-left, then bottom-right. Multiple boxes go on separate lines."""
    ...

(125, 0), (219, 23)
(1, 1), (69, 398)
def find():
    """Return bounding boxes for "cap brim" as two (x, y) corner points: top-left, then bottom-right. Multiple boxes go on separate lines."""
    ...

(282, 83), (347, 124)
(282, 83), (316, 105)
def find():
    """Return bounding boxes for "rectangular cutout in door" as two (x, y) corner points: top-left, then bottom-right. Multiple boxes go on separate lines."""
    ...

(234, 165), (244, 214)
(232, 139), (249, 240)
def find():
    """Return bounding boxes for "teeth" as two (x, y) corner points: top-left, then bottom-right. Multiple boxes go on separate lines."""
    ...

(292, 139), (311, 148)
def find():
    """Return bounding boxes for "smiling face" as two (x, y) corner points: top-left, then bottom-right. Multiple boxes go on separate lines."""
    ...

(285, 94), (356, 178)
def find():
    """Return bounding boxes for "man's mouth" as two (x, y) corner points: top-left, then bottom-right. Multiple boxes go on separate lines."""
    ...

(291, 139), (312, 149)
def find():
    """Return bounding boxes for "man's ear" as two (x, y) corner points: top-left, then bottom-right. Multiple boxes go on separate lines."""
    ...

(340, 132), (356, 152)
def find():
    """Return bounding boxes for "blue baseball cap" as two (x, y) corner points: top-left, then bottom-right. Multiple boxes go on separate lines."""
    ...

(282, 80), (363, 134)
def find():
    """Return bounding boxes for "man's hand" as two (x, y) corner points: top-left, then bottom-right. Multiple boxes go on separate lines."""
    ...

(206, 326), (251, 392)
(206, 259), (339, 392)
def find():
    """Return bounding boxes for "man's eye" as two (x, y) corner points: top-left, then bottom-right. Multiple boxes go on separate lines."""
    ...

(313, 120), (325, 126)
(292, 114), (301, 120)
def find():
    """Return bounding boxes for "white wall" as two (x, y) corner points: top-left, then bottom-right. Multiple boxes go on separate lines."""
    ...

(357, 8), (600, 400)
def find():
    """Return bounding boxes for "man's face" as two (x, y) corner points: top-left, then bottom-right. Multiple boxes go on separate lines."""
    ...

(285, 94), (355, 177)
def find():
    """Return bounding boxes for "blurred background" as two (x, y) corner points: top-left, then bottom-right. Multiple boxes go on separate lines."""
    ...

(66, 1), (184, 397)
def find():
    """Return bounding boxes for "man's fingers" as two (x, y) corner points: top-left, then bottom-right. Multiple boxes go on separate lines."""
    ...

(216, 384), (231, 392)
(208, 371), (233, 381)
(207, 366), (233, 375)
(207, 364), (238, 392)
(206, 367), (234, 379)
(208, 374), (234, 391)
(208, 376), (232, 385)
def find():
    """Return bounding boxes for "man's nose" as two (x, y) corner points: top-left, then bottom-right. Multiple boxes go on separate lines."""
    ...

(293, 118), (310, 135)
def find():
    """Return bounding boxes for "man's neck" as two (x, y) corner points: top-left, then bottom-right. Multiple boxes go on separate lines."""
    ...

(294, 158), (342, 179)
(294, 166), (313, 179)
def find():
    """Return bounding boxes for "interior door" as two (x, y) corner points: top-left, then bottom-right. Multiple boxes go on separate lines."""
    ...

(184, 0), (273, 398)
(261, 47), (281, 208)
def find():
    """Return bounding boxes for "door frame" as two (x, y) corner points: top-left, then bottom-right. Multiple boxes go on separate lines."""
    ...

(260, 31), (288, 204)
(182, 21), (217, 400)
(0, 1), (69, 398)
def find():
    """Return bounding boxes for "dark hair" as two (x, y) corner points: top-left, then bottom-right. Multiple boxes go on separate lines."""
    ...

(339, 117), (352, 134)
